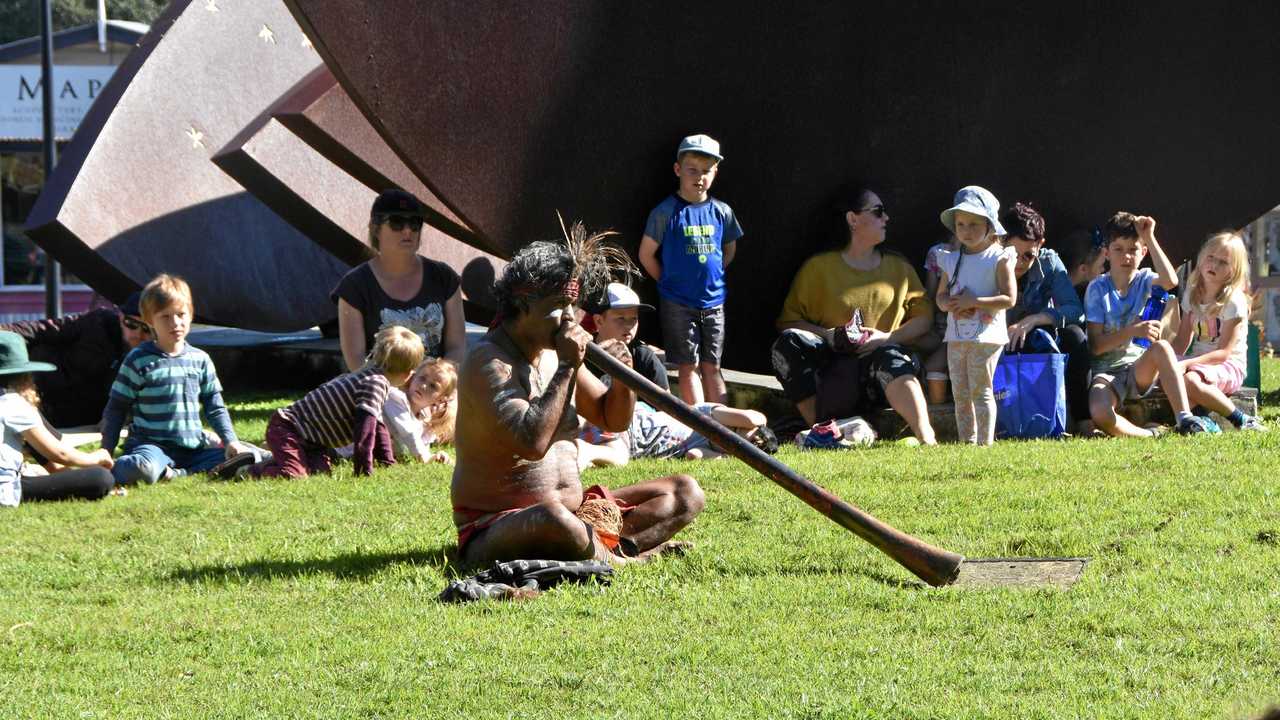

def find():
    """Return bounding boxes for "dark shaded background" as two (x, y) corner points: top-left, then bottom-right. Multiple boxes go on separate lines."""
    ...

(286, 1), (1280, 371)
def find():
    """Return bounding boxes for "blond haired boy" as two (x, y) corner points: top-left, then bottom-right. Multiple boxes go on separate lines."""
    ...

(101, 274), (253, 484)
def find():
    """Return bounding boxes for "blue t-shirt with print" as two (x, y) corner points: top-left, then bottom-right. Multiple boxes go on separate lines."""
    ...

(644, 194), (743, 309)
(1085, 268), (1158, 372)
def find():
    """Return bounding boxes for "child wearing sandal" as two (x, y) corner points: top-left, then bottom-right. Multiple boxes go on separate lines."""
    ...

(935, 186), (1017, 445)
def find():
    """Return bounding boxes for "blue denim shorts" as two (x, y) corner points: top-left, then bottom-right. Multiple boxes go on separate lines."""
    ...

(659, 299), (725, 366)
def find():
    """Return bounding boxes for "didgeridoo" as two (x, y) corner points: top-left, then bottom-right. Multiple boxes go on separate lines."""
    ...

(585, 343), (963, 587)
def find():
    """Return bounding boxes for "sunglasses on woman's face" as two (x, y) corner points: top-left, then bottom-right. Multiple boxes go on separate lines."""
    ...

(380, 215), (424, 232)
(858, 205), (888, 218)
(122, 317), (152, 334)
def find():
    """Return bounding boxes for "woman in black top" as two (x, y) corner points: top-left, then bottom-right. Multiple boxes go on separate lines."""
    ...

(332, 190), (467, 370)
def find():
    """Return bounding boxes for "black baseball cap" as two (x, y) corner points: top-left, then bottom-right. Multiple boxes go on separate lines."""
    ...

(371, 189), (425, 219)
(120, 291), (142, 318)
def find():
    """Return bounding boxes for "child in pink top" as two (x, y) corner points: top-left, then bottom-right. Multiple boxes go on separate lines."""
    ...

(1172, 232), (1265, 431)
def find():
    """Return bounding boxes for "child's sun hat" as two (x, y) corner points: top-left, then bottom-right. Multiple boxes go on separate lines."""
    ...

(0, 331), (56, 376)
(940, 185), (1006, 236)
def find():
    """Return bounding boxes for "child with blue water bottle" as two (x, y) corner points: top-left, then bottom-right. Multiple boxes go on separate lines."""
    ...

(1085, 213), (1212, 437)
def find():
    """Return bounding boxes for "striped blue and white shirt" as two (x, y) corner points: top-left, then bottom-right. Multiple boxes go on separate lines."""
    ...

(100, 341), (236, 453)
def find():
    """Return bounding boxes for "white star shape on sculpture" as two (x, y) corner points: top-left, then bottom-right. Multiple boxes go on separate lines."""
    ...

(186, 126), (205, 149)
(258, 25), (276, 44)
(204, 0), (218, 12)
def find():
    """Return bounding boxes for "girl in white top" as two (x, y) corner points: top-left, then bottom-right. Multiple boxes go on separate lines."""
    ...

(337, 357), (457, 464)
(935, 186), (1017, 445)
(1172, 232), (1265, 431)
(0, 331), (115, 507)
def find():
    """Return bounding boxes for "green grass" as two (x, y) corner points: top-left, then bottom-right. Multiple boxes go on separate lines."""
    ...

(3, 363), (1280, 718)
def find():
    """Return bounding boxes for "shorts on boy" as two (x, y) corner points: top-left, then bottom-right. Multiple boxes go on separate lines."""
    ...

(770, 328), (919, 416)
(675, 402), (723, 456)
(1093, 363), (1159, 404)
(660, 300), (725, 366)
(112, 439), (227, 485)
(621, 401), (720, 459)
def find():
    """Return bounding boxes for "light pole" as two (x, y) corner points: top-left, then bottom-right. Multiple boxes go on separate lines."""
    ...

(40, 0), (62, 318)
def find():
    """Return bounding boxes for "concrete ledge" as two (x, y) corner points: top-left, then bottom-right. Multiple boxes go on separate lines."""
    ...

(1119, 387), (1258, 427)
(713, 363), (1261, 441)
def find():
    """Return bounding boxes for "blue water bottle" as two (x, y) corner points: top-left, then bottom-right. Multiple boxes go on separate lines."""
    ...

(1132, 285), (1168, 348)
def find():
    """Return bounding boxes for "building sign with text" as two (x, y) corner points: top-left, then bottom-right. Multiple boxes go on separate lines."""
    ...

(0, 65), (115, 141)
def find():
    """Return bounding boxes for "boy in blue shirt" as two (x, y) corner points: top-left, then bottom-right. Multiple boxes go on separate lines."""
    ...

(1084, 213), (1213, 437)
(101, 274), (254, 484)
(638, 134), (743, 405)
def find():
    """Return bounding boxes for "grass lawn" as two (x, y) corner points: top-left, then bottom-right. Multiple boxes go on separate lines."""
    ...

(2, 361), (1279, 719)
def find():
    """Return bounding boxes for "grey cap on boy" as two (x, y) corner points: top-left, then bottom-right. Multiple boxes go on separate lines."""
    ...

(940, 185), (1006, 236)
(676, 134), (723, 162)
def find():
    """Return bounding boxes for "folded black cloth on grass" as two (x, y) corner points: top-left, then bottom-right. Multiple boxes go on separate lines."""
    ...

(438, 559), (614, 603)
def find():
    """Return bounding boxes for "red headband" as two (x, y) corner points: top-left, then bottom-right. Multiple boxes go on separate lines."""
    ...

(510, 278), (579, 302)
(489, 278), (581, 330)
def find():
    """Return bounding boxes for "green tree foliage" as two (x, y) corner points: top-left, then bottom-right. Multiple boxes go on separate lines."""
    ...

(0, 0), (167, 46)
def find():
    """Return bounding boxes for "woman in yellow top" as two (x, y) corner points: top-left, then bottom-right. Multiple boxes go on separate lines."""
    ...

(771, 188), (937, 445)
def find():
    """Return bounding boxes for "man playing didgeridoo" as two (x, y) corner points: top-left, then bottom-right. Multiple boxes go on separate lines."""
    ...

(452, 223), (705, 566)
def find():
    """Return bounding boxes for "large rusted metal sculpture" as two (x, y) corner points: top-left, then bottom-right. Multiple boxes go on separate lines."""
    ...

(211, 66), (503, 284)
(284, 0), (1280, 371)
(267, 67), (501, 259)
(25, 0), (347, 330)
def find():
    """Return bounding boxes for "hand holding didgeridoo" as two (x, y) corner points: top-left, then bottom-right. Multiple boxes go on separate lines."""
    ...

(585, 342), (964, 586)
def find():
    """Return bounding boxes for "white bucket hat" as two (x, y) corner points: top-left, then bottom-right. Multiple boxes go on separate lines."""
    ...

(940, 185), (1006, 236)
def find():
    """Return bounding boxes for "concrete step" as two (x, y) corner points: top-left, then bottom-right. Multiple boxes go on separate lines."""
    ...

(713, 364), (1261, 441)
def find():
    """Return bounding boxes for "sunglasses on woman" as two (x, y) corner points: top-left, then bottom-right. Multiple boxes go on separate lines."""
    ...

(1002, 238), (1038, 263)
(122, 317), (151, 334)
(858, 205), (888, 218)
(380, 215), (424, 232)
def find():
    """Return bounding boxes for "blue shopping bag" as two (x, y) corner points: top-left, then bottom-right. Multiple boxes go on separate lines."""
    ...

(992, 352), (1067, 439)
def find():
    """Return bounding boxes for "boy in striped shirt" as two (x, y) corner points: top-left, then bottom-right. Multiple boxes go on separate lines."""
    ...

(101, 274), (254, 484)
(245, 325), (423, 478)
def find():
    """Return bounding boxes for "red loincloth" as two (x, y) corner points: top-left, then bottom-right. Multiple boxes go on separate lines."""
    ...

(454, 484), (634, 554)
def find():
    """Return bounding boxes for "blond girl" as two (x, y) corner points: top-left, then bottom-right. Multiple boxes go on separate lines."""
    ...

(1173, 232), (1265, 430)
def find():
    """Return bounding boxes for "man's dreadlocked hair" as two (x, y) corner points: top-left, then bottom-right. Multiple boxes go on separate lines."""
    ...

(493, 217), (636, 320)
